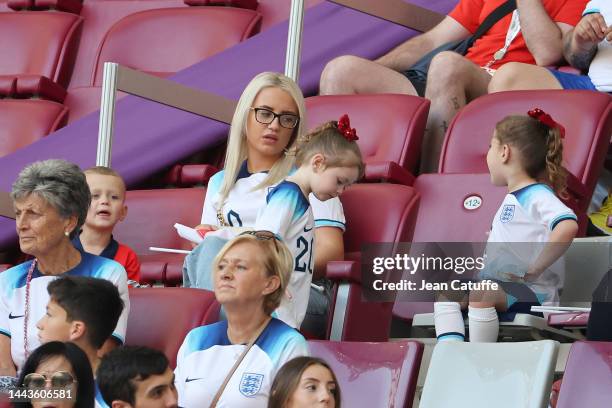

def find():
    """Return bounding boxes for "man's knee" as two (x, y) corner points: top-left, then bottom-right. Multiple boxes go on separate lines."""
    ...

(428, 51), (474, 87)
(319, 55), (365, 94)
(488, 62), (525, 93)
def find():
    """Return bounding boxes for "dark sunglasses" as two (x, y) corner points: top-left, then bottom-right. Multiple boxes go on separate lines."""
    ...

(23, 371), (77, 389)
(240, 230), (280, 252)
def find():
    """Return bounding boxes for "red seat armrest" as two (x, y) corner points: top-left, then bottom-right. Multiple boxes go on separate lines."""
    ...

(365, 161), (415, 186)
(547, 312), (589, 327)
(326, 260), (361, 284)
(180, 164), (219, 186)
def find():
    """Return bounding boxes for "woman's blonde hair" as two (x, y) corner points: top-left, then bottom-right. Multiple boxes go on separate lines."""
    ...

(212, 233), (294, 315)
(217, 72), (307, 211)
(292, 120), (364, 178)
(495, 115), (567, 198)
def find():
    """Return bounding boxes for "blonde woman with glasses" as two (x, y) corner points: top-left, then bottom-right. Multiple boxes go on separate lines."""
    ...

(175, 232), (308, 408)
(184, 72), (346, 336)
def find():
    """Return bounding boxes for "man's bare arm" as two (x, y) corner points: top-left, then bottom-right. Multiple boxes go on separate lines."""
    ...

(376, 16), (471, 71)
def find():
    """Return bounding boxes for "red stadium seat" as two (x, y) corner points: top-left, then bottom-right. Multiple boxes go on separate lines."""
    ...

(91, 7), (261, 85)
(7, 0), (82, 14)
(327, 183), (420, 341)
(556, 341), (612, 408)
(0, 11), (83, 88)
(305, 94), (429, 180)
(439, 90), (612, 215)
(0, 99), (68, 156)
(125, 287), (220, 368)
(308, 340), (423, 408)
(257, 0), (323, 31)
(113, 188), (205, 286)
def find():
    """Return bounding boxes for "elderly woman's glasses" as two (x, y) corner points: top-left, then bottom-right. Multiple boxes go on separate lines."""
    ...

(23, 371), (77, 389)
(240, 230), (280, 252)
(250, 107), (299, 129)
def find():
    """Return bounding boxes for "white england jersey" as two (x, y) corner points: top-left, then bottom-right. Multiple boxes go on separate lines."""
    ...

(255, 181), (314, 328)
(482, 183), (577, 303)
(201, 161), (345, 230)
(175, 319), (308, 408)
(584, 1), (612, 92)
(0, 253), (130, 370)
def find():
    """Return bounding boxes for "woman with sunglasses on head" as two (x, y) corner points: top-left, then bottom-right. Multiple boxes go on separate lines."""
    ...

(15, 341), (95, 408)
(184, 72), (346, 336)
(175, 233), (308, 408)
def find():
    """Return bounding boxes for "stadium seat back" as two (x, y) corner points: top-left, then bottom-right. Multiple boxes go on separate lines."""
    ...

(309, 340), (423, 408)
(91, 7), (262, 85)
(125, 287), (220, 367)
(305, 94), (429, 175)
(420, 340), (559, 408)
(0, 100), (68, 156)
(328, 184), (420, 341)
(0, 11), (83, 88)
(556, 341), (612, 408)
(113, 188), (205, 284)
(440, 90), (612, 212)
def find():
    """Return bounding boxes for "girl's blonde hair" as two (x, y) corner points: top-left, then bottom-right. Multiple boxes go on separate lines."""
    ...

(292, 120), (364, 177)
(212, 233), (293, 315)
(495, 115), (567, 198)
(218, 72), (306, 211)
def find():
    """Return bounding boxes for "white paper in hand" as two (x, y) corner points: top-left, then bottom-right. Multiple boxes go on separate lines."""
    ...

(174, 223), (203, 244)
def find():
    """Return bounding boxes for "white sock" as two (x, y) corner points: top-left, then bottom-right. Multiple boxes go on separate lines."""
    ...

(468, 306), (499, 342)
(434, 302), (465, 342)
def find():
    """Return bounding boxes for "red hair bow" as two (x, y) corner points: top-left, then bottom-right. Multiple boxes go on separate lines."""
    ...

(527, 108), (565, 139)
(337, 114), (359, 142)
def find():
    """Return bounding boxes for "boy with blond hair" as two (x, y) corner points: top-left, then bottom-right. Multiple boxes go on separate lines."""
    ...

(74, 166), (141, 283)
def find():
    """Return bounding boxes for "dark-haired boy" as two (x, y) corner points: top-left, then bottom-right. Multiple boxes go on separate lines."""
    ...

(37, 275), (125, 373)
(97, 346), (178, 408)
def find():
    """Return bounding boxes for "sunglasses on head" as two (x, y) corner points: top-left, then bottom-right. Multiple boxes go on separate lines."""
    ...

(23, 371), (77, 389)
(240, 230), (280, 252)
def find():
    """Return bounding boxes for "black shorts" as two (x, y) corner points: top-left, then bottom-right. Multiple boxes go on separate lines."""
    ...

(403, 71), (426, 97)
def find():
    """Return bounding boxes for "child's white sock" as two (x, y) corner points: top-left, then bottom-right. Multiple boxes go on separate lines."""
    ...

(434, 302), (465, 342)
(468, 306), (499, 342)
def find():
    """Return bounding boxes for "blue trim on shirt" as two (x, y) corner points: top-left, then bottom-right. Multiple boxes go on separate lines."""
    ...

(0, 328), (11, 338)
(511, 183), (552, 208)
(95, 381), (110, 408)
(266, 181), (310, 223)
(583, 8), (600, 16)
(314, 219), (346, 230)
(550, 214), (578, 230)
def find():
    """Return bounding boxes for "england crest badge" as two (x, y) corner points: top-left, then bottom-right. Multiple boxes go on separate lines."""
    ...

(500, 204), (515, 223)
(239, 373), (264, 397)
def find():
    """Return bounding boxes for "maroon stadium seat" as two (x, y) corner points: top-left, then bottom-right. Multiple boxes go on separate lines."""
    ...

(113, 188), (205, 285)
(91, 7), (261, 85)
(327, 183), (420, 341)
(439, 90), (612, 216)
(0, 99), (68, 156)
(556, 341), (612, 408)
(257, 0), (323, 31)
(125, 287), (220, 368)
(305, 94), (429, 180)
(0, 11), (83, 88)
(309, 340), (423, 408)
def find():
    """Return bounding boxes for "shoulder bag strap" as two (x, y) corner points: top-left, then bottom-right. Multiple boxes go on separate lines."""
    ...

(470, 0), (517, 46)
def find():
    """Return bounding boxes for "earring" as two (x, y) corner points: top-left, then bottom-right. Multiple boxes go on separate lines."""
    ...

(64, 231), (70, 237)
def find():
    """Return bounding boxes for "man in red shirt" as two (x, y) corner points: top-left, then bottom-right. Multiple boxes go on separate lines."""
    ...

(319, 0), (587, 172)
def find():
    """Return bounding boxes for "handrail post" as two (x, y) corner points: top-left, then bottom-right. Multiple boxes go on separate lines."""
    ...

(285, 0), (305, 81)
(97, 62), (119, 167)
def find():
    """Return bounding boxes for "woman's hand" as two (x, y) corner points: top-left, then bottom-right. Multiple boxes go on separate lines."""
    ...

(191, 224), (219, 248)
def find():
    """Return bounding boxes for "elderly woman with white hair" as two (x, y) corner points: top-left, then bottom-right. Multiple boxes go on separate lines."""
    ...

(0, 159), (129, 382)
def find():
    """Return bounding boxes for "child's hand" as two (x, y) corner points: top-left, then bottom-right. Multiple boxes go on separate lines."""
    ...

(574, 13), (609, 46)
(194, 224), (218, 237)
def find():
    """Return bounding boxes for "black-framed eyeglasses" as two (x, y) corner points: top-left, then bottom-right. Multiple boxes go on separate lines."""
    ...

(240, 230), (280, 252)
(23, 371), (77, 389)
(250, 107), (300, 129)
